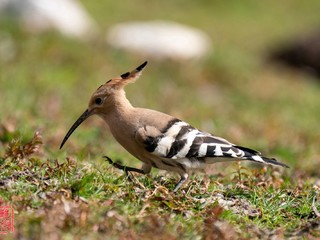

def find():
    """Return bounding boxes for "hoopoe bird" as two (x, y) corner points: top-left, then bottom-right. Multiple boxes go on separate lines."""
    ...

(60, 61), (288, 192)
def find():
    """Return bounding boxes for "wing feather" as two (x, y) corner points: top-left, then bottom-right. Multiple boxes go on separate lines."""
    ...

(136, 120), (288, 168)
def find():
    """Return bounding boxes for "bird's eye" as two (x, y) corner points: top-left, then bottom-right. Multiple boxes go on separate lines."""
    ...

(95, 97), (103, 105)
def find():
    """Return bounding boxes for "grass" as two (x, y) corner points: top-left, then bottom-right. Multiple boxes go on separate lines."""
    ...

(1, 0), (320, 239)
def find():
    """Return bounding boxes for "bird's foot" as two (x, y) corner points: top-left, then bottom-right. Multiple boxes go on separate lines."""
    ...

(173, 173), (188, 192)
(104, 156), (145, 180)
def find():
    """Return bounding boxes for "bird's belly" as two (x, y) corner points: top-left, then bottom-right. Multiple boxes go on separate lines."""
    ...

(153, 157), (239, 172)
(175, 158), (208, 170)
(144, 155), (209, 173)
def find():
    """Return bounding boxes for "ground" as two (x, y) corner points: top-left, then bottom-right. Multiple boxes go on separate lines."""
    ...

(0, 1), (320, 239)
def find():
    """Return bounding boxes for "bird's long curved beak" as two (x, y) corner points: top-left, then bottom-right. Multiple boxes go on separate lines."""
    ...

(60, 109), (91, 149)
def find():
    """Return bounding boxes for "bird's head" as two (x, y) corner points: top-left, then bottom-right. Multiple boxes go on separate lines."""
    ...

(60, 61), (148, 149)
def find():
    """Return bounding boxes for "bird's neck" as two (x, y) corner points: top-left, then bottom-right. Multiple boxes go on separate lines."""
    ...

(99, 89), (138, 143)
(100, 89), (134, 122)
(114, 89), (135, 114)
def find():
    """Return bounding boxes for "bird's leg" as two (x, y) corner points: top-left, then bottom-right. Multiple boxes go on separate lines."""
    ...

(173, 173), (188, 192)
(104, 156), (145, 178)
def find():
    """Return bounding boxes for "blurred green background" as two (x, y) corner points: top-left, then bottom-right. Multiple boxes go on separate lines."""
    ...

(1, 1), (320, 239)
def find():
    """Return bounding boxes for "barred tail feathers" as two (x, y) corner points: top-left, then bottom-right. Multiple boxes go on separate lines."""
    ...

(260, 156), (289, 168)
(235, 145), (289, 168)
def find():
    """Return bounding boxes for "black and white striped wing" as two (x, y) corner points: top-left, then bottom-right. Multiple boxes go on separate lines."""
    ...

(143, 119), (288, 167)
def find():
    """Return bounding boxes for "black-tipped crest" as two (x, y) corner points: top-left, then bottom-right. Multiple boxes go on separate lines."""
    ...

(121, 72), (130, 79)
(136, 61), (148, 71)
(120, 61), (148, 80)
(118, 61), (148, 82)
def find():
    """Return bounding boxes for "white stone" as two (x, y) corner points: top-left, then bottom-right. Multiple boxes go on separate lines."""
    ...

(106, 20), (212, 60)
(0, 0), (96, 40)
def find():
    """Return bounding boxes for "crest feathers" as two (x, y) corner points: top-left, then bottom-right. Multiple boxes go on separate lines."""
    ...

(104, 61), (148, 88)
(119, 61), (148, 84)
